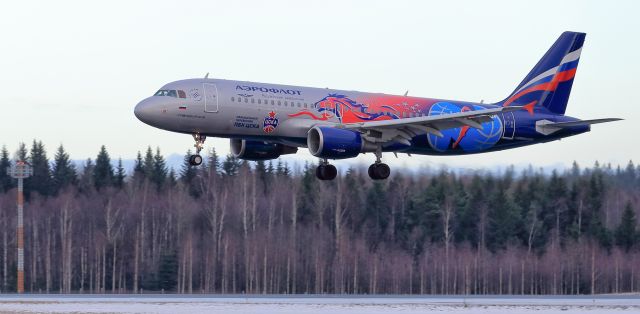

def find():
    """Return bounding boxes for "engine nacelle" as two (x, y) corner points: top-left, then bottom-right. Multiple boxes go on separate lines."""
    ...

(230, 139), (297, 161)
(307, 126), (375, 159)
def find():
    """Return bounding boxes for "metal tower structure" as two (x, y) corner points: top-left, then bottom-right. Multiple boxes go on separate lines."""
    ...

(7, 161), (32, 294)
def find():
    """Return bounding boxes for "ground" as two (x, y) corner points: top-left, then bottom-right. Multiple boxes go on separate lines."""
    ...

(0, 295), (639, 314)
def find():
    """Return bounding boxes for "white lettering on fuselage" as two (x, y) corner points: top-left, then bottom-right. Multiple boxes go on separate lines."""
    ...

(236, 85), (302, 96)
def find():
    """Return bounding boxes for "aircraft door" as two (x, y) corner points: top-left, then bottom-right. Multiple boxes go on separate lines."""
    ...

(502, 111), (515, 139)
(203, 83), (219, 113)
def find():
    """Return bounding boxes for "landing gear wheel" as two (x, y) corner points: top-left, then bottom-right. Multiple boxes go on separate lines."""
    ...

(189, 133), (206, 166)
(368, 163), (390, 180)
(189, 155), (203, 166)
(316, 164), (337, 180)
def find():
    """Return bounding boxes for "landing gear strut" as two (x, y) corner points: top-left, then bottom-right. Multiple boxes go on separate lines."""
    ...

(189, 133), (206, 166)
(316, 159), (337, 181)
(368, 147), (390, 180)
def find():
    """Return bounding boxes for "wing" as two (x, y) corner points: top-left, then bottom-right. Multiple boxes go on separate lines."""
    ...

(341, 106), (524, 145)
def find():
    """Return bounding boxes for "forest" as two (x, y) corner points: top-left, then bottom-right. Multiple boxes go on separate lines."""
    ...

(0, 140), (639, 295)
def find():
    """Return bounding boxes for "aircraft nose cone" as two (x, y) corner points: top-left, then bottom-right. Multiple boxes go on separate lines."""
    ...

(134, 98), (154, 123)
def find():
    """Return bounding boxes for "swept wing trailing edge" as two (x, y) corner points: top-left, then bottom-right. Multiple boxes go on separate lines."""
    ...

(341, 106), (526, 145)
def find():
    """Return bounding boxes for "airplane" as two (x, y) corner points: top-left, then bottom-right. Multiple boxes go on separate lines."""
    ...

(134, 31), (620, 180)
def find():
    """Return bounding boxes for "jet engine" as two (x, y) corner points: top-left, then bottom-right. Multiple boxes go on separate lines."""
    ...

(307, 126), (376, 159)
(230, 139), (298, 161)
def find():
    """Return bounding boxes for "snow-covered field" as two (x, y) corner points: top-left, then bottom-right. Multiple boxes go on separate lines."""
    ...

(0, 295), (639, 314)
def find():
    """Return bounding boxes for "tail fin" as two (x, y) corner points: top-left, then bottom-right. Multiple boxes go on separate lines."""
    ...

(500, 31), (585, 115)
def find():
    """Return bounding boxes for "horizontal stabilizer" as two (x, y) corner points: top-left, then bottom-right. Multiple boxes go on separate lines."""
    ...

(545, 118), (622, 128)
(536, 118), (621, 135)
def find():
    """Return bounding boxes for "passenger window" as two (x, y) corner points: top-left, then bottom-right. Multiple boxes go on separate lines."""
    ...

(271, 100), (275, 105)
(304, 103), (308, 108)
(277, 101), (281, 106)
(284, 101), (288, 106)
(178, 90), (186, 98)
(297, 102), (301, 107)
(251, 98), (255, 104)
(231, 97), (235, 102)
(245, 98), (248, 103)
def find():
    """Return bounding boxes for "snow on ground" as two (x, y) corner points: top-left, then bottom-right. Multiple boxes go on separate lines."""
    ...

(0, 295), (639, 314)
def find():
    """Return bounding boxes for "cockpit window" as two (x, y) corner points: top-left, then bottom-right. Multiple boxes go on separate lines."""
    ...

(177, 90), (186, 98)
(154, 89), (179, 97)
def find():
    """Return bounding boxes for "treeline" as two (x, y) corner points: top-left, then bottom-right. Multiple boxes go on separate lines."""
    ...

(0, 140), (639, 295)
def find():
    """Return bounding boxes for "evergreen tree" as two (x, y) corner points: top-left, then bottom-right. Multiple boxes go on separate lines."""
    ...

(255, 160), (268, 192)
(180, 150), (201, 197)
(115, 158), (126, 189)
(586, 170), (612, 247)
(93, 145), (114, 190)
(615, 202), (638, 252)
(297, 163), (317, 224)
(157, 250), (178, 291)
(15, 142), (27, 161)
(29, 140), (53, 196)
(364, 181), (390, 250)
(134, 151), (144, 176)
(0, 146), (13, 192)
(454, 174), (483, 247)
(167, 168), (177, 188)
(221, 153), (241, 176)
(51, 144), (77, 193)
(78, 158), (95, 193)
(143, 146), (155, 179)
(206, 147), (220, 176)
(132, 151), (145, 185)
(151, 147), (167, 189)
(487, 179), (521, 252)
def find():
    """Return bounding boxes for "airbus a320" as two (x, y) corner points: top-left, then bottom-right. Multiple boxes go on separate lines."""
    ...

(135, 31), (620, 180)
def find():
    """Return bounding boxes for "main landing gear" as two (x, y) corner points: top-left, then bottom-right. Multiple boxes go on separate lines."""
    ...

(314, 149), (391, 181)
(316, 159), (337, 181)
(368, 148), (390, 180)
(188, 133), (206, 166)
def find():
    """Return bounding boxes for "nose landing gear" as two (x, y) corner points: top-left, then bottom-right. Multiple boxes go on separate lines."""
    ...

(316, 159), (337, 180)
(368, 148), (390, 180)
(189, 133), (206, 166)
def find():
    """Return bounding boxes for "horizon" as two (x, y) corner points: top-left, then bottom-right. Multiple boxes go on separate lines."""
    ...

(2, 140), (636, 177)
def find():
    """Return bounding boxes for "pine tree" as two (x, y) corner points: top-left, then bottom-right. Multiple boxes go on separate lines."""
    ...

(221, 153), (241, 176)
(364, 181), (390, 249)
(29, 140), (53, 196)
(115, 158), (126, 189)
(487, 179), (521, 252)
(143, 146), (155, 179)
(151, 147), (167, 190)
(78, 158), (95, 193)
(255, 160), (268, 192)
(206, 147), (220, 176)
(158, 250), (178, 291)
(132, 151), (145, 184)
(51, 144), (77, 193)
(93, 145), (114, 190)
(0, 146), (13, 192)
(180, 150), (201, 197)
(167, 168), (177, 188)
(15, 142), (27, 161)
(615, 202), (638, 252)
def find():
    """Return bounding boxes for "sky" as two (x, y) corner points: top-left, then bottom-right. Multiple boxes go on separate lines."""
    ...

(0, 0), (637, 170)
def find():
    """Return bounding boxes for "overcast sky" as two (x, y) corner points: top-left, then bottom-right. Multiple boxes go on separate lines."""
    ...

(0, 0), (637, 170)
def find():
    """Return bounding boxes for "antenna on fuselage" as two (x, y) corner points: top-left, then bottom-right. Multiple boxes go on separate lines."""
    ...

(404, 90), (409, 96)
(204, 72), (209, 79)
(480, 99), (484, 104)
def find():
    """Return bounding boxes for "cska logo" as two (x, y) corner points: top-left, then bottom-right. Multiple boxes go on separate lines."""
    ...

(263, 111), (279, 133)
